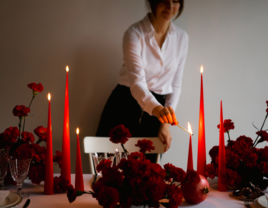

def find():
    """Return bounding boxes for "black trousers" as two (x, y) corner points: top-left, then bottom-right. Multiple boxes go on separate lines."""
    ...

(96, 84), (166, 162)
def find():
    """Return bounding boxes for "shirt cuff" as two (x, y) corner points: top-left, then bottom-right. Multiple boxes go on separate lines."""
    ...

(144, 99), (161, 116)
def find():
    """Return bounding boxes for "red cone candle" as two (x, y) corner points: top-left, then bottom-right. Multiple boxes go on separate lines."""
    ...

(75, 128), (84, 191)
(218, 101), (228, 191)
(61, 66), (71, 182)
(197, 66), (206, 176)
(44, 93), (54, 195)
(187, 122), (193, 173)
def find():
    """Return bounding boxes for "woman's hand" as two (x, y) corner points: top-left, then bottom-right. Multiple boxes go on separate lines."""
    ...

(152, 105), (178, 125)
(158, 123), (172, 152)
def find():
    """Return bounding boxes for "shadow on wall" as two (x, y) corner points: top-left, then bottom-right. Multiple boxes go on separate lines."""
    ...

(69, 39), (121, 173)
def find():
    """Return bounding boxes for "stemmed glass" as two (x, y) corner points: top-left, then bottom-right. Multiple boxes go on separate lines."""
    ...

(115, 148), (130, 166)
(9, 157), (32, 198)
(0, 149), (9, 190)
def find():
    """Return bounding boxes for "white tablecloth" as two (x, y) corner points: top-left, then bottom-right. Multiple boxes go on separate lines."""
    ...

(6, 174), (266, 208)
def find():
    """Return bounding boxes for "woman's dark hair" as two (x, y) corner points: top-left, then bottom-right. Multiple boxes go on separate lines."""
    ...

(147, 0), (184, 20)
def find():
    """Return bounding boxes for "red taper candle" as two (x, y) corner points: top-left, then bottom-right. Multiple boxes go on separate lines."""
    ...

(187, 122), (193, 173)
(75, 128), (84, 191)
(218, 101), (228, 191)
(61, 66), (71, 182)
(197, 65), (206, 176)
(44, 93), (54, 195)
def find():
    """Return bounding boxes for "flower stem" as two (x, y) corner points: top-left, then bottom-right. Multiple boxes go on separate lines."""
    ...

(18, 117), (22, 140)
(22, 95), (35, 133)
(253, 114), (268, 147)
(227, 131), (231, 142)
(121, 143), (128, 159)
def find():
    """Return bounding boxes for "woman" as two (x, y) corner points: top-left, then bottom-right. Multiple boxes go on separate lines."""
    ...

(96, 0), (188, 159)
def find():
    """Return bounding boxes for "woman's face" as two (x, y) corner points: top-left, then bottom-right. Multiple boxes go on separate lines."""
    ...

(154, 0), (180, 21)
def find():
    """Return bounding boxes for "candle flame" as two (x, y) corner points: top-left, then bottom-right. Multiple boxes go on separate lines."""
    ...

(66, 65), (69, 72)
(200, 65), (203, 73)
(116, 148), (118, 152)
(48, 93), (51, 101)
(188, 122), (193, 134)
(76, 128), (79, 135)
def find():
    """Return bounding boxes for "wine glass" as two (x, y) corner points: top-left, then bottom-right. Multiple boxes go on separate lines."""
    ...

(0, 149), (9, 190)
(115, 148), (130, 166)
(92, 154), (114, 177)
(9, 158), (32, 198)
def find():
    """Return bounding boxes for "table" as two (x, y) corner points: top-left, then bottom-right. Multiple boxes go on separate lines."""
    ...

(6, 174), (266, 208)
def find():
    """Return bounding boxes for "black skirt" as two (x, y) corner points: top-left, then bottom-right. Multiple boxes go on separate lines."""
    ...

(96, 84), (166, 162)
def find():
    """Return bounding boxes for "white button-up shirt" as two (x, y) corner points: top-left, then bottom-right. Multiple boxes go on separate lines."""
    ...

(118, 14), (189, 115)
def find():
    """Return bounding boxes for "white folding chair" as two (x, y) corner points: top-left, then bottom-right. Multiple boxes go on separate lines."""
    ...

(83, 137), (165, 174)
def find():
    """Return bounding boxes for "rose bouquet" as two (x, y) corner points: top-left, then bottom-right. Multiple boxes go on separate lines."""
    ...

(205, 100), (268, 193)
(67, 124), (209, 208)
(0, 83), (62, 187)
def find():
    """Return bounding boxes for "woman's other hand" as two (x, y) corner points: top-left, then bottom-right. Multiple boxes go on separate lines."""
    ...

(152, 105), (179, 125)
(158, 123), (172, 152)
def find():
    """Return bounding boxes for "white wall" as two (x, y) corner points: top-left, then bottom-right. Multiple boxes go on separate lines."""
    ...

(0, 0), (268, 174)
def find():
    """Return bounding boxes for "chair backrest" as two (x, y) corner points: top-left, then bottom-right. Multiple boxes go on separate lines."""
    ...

(83, 137), (165, 174)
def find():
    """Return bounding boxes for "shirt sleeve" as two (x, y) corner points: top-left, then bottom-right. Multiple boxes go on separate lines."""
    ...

(164, 32), (189, 110)
(123, 29), (161, 115)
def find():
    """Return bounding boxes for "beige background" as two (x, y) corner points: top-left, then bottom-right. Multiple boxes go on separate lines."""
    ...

(0, 0), (268, 174)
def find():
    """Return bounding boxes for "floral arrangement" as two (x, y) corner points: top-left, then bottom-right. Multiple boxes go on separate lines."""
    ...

(67, 124), (209, 208)
(205, 100), (268, 192)
(0, 83), (63, 190)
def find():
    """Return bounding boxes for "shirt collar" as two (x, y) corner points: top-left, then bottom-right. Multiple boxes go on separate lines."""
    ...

(142, 13), (176, 36)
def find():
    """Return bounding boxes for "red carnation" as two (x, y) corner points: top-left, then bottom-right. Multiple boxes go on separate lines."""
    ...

(209, 146), (219, 160)
(128, 152), (145, 160)
(232, 135), (253, 154)
(109, 124), (131, 144)
(135, 139), (155, 154)
(240, 148), (258, 168)
(21, 132), (35, 143)
(28, 164), (45, 184)
(185, 170), (200, 185)
(225, 149), (240, 169)
(34, 126), (47, 142)
(259, 161), (268, 174)
(256, 130), (268, 143)
(97, 159), (113, 175)
(11, 143), (32, 160)
(95, 186), (120, 208)
(205, 164), (218, 179)
(12, 105), (30, 117)
(150, 163), (166, 181)
(222, 169), (238, 187)
(165, 185), (183, 208)
(31, 143), (46, 163)
(164, 163), (186, 183)
(54, 176), (70, 193)
(217, 119), (235, 132)
(27, 83), (44, 92)
(67, 184), (77, 203)
(0, 127), (19, 149)
(53, 150), (62, 168)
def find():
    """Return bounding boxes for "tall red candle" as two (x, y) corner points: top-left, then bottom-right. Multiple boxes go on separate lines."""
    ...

(187, 122), (193, 173)
(61, 66), (71, 182)
(218, 101), (228, 191)
(197, 66), (206, 176)
(75, 128), (84, 191)
(44, 93), (54, 195)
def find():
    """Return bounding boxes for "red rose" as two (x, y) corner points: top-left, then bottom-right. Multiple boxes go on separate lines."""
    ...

(109, 124), (131, 144)
(28, 164), (45, 184)
(53, 150), (62, 168)
(34, 126), (47, 141)
(165, 184), (183, 208)
(256, 130), (268, 143)
(240, 148), (258, 168)
(217, 119), (235, 132)
(12, 105), (30, 117)
(21, 132), (35, 143)
(135, 139), (155, 154)
(225, 149), (240, 169)
(205, 164), (218, 179)
(209, 146), (219, 160)
(27, 83), (44, 92)
(185, 170), (200, 185)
